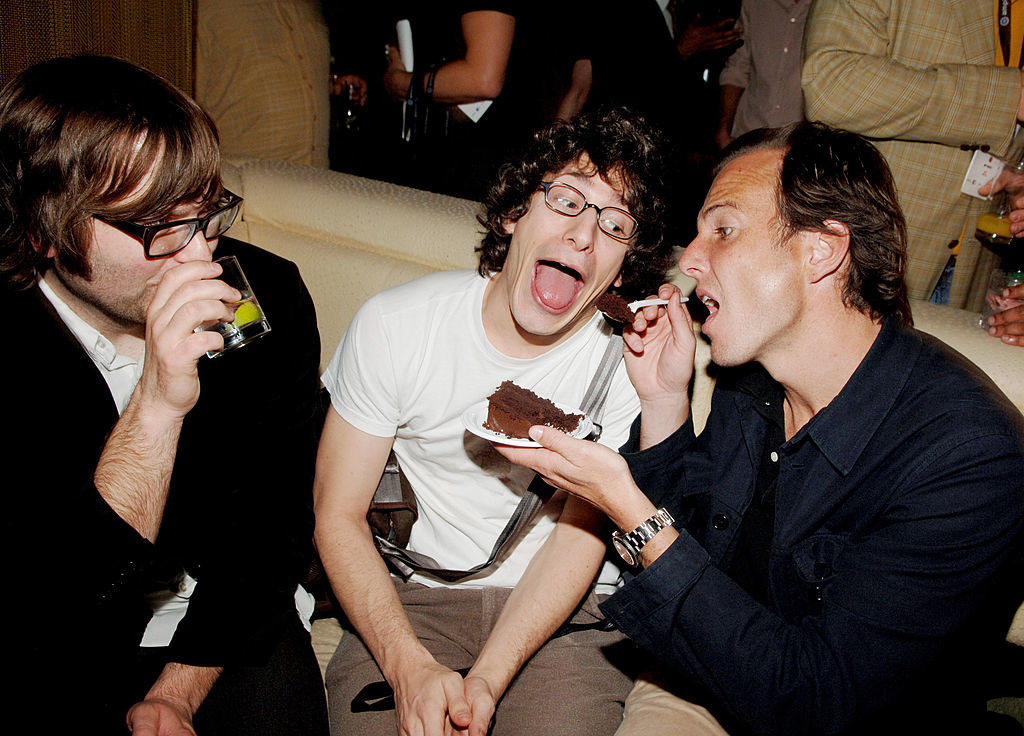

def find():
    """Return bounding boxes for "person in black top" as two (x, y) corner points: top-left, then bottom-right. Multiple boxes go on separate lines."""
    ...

(365, 2), (588, 200)
(500, 122), (1024, 735)
(580, 0), (741, 243)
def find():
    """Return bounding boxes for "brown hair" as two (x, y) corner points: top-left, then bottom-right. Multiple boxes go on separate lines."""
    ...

(719, 122), (912, 325)
(0, 55), (223, 287)
(477, 107), (674, 298)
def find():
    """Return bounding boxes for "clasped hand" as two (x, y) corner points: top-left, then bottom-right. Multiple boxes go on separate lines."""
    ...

(394, 660), (496, 736)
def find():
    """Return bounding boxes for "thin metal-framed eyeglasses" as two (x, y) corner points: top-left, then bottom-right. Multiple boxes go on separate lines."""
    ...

(538, 181), (639, 242)
(98, 191), (244, 258)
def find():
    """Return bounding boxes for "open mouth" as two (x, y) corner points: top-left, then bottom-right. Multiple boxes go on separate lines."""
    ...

(532, 260), (584, 313)
(700, 294), (720, 320)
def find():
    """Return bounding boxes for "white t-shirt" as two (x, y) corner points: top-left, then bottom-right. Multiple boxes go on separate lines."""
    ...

(322, 270), (640, 593)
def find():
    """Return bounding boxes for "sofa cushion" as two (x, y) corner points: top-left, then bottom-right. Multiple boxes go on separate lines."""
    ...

(912, 300), (1024, 413)
(226, 158), (481, 270)
(250, 226), (440, 366)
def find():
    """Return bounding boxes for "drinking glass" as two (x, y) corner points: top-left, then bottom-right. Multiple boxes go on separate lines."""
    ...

(981, 267), (1024, 328)
(199, 255), (271, 357)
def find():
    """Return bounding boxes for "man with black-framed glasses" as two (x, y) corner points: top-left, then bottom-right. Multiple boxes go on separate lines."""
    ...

(97, 192), (244, 258)
(314, 108), (676, 736)
(0, 56), (327, 735)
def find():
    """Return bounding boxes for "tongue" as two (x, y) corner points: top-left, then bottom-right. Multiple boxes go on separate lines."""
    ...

(534, 263), (580, 311)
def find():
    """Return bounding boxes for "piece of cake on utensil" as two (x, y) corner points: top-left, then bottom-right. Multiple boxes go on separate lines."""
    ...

(483, 381), (582, 439)
(597, 293), (680, 324)
(595, 292), (634, 324)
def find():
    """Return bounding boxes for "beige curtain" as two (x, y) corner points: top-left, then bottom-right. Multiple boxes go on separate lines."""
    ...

(0, 0), (195, 95)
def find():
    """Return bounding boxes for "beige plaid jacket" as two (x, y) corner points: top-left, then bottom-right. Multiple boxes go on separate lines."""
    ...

(195, 0), (330, 169)
(803, 0), (1022, 309)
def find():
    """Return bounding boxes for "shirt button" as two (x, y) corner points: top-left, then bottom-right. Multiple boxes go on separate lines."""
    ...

(783, 47), (789, 53)
(712, 514), (730, 530)
(770, 451), (779, 462)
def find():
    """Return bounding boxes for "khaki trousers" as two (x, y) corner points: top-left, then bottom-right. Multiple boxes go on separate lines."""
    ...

(325, 579), (636, 736)
(615, 670), (730, 736)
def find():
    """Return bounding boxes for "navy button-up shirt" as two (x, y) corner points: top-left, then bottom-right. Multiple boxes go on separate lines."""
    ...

(602, 318), (1024, 735)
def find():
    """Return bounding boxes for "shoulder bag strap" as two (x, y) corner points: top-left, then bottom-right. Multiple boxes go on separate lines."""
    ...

(376, 331), (625, 582)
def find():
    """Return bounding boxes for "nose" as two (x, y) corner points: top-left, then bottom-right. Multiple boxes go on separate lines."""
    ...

(565, 206), (600, 251)
(174, 228), (216, 263)
(678, 233), (707, 278)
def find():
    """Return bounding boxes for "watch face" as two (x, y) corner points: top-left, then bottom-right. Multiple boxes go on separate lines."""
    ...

(612, 535), (637, 567)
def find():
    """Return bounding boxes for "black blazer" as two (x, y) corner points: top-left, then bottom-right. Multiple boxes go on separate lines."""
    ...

(4, 238), (322, 726)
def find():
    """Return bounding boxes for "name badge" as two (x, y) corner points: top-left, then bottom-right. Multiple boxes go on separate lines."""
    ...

(961, 150), (1005, 199)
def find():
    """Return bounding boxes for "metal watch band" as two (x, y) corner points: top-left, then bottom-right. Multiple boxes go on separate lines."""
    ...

(613, 507), (674, 566)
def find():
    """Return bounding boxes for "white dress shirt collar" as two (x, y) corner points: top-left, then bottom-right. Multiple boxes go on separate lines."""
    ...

(37, 275), (143, 414)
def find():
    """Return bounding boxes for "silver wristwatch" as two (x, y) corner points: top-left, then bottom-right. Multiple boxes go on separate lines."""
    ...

(612, 508), (675, 567)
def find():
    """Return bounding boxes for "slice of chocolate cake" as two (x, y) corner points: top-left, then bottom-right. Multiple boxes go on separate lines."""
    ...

(596, 292), (634, 324)
(483, 381), (583, 439)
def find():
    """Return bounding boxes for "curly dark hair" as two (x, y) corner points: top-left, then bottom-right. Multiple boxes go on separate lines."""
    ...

(477, 107), (674, 298)
(719, 122), (912, 325)
(0, 55), (223, 288)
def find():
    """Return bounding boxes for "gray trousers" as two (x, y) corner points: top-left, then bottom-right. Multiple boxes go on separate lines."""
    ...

(325, 578), (638, 735)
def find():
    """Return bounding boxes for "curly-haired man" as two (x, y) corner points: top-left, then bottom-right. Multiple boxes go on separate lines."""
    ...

(314, 107), (674, 736)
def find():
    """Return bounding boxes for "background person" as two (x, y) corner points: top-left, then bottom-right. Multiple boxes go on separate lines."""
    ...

(714, 0), (810, 150)
(802, 0), (1024, 310)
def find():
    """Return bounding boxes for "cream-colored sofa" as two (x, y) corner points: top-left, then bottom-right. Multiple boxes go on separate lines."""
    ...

(220, 158), (1023, 698)
(222, 157), (1024, 427)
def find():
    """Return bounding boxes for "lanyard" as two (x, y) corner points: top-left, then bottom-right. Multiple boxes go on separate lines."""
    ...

(996, 0), (1024, 68)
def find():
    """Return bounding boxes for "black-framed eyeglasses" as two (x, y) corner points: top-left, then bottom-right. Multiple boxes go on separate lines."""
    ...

(98, 191), (243, 258)
(539, 181), (639, 242)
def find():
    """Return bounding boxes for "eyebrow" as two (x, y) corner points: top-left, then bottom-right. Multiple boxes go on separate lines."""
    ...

(698, 201), (739, 221)
(557, 171), (628, 208)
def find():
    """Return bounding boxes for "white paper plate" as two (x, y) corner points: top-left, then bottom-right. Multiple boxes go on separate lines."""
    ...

(461, 399), (593, 447)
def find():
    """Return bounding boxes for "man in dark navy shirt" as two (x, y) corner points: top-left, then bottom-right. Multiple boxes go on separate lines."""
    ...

(501, 122), (1024, 735)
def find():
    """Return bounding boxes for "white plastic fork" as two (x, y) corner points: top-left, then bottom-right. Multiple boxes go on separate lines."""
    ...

(628, 297), (688, 311)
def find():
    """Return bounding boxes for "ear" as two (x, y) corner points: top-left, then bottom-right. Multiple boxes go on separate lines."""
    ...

(805, 219), (850, 284)
(613, 272), (623, 288)
(28, 235), (55, 258)
(502, 218), (515, 236)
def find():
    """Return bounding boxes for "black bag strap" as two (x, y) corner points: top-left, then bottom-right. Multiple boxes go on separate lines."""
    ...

(375, 331), (624, 582)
